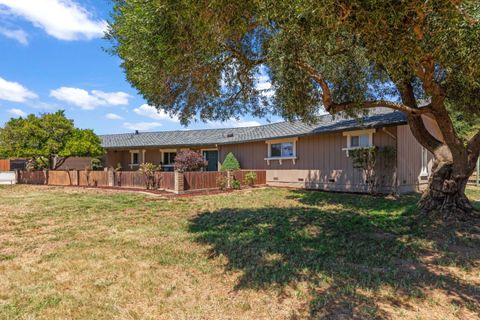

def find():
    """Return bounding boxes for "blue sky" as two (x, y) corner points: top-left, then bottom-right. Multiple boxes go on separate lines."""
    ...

(0, 0), (275, 134)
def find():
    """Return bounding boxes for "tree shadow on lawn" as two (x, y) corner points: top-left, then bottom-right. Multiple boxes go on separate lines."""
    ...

(189, 190), (480, 319)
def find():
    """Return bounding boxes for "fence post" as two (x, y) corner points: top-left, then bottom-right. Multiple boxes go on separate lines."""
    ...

(174, 171), (185, 194)
(107, 168), (115, 187)
(227, 170), (232, 189)
(477, 157), (479, 187)
(43, 169), (49, 185)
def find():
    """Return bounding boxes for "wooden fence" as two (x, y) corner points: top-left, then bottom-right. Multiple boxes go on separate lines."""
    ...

(183, 170), (267, 191)
(0, 160), (10, 171)
(232, 170), (267, 186)
(17, 169), (266, 192)
(17, 170), (176, 190)
(184, 171), (224, 191)
(115, 171), (175, 190)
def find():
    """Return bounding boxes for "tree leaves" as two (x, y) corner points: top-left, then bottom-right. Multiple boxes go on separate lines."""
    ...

(0, 111), (104, 169)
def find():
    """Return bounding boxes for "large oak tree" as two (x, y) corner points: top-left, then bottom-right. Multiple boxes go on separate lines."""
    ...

(108, 0), (480, 219)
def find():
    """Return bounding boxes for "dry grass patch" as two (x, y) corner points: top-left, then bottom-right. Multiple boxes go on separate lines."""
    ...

(0, 185), (479, 319)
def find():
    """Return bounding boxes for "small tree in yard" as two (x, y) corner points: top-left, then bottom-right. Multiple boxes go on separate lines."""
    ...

(174, 150), (207, 172)
(109, 0), (480, 220)
(220, 152), (240, 172)
(0, 110), (104, 170)
(139, 162), (159, 189)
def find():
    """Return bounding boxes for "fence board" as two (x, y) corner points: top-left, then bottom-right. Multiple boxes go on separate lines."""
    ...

(18, 171), (46, 184)
(184, 172), (224, 191)
(157, 172), (175, 190)
(79, 171), (108, 187)
(48, 170), (78, 186)
(0, 160), (10, 171)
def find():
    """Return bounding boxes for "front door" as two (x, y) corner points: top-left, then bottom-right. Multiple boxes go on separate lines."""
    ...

(203, 150), (218, 171)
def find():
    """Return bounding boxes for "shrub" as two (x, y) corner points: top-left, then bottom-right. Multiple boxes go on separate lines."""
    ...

(244, 171), (257, 187)
(139, 162), (159, 189)
(26, 158), (47, 171)
(91, 158), (103, 171)
(231, 179), (241, 190)
(220, 152), (240, 171)
(216, 175), (228, 190)
(174, 150), (207, 172)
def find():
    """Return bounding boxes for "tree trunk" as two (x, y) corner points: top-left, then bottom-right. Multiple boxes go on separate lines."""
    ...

(418, 161), (477, 220)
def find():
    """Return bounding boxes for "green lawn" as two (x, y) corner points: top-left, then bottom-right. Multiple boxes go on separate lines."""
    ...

(0, 185), (479, 319)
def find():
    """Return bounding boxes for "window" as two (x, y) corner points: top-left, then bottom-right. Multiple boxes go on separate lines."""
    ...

(270, 142), (294, 158)
(132, 152), (139, 164)
(265, 138), (297, 165)
(163, 152), (176, 165)
(350, 134), (370, 148)
(342, 129), (375, 156)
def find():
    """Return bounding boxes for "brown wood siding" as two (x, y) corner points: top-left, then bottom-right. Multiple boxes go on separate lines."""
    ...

(219, 128), (397, 191)
(396, 117), (443, 193)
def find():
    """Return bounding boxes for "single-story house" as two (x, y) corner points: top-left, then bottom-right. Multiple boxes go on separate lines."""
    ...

(100, 108), (442, 194)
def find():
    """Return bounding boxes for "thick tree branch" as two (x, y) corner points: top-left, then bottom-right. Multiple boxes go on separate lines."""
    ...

(54, 156), (68, 170)
(295, 60), (431, 115)
(414, 58), (467, 157)
(399, 80), (445, 155)
(326, 100), (432, 115)
(467, 130), (480, 167)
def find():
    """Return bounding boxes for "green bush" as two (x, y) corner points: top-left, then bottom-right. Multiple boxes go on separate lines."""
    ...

(220, 152), (240, 172)
(216, 175), (228, 190)
(91, 158), (103, 171)
(231, 179), (241, 190)
(244, 171), (257, 187)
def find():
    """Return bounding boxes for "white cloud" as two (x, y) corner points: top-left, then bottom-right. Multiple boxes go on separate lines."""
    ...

(105, 113), (123, 120)
(123, 121), (163, 131)
(255, 74), (274, 97)
(0, 76), (37, 102)
(0, 27), (28, 45)
(232, 120), (262, 127)
(208, 118), (261, 128)
(50, 87), (131, 110)
(133, 104), (179, 122)
(7, 108), (26, 117)
(92, 90), (130, 106)
(0, 0), (107, 41)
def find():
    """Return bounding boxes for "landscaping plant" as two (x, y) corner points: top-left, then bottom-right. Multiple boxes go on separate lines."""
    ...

(220, 152), (240, 172)
(174, 150), (207, 172)
(139, 162), (159, 189)
(243, 171), (257, 187)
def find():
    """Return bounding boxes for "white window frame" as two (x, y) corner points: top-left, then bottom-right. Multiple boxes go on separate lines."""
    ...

(159, 148), (177, 168)
(129, 150), (143, 169)
(264, 137), (298, 165)
(420, 147), (429, 177)
(342, 129), (375, 156)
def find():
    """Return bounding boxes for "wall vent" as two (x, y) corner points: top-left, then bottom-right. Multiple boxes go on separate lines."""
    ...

(298, 178), (304, 182)
(328, 179), (335, 183)
(273, 177), (279, 181)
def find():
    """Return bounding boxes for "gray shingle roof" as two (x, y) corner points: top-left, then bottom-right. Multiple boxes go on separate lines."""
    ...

(100, 109), (407, 149)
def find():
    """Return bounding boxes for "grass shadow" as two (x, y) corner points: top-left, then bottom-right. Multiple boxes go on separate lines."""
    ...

(189, 190), (480, 318)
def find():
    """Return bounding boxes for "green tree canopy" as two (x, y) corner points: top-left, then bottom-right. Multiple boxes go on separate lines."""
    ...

(108, 1), (480, 218)
(0, 110), (104, 170)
